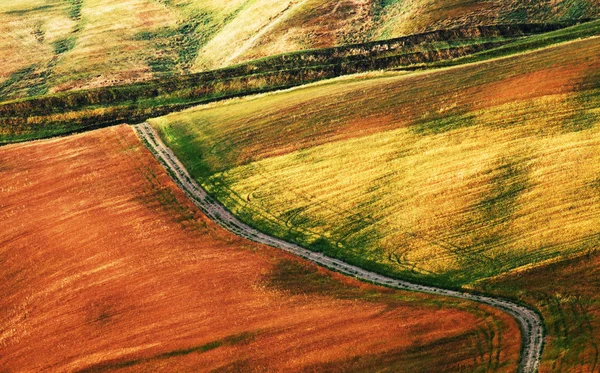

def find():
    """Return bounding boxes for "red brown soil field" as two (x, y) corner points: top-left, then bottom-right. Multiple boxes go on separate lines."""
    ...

(0, 125), (519, 372)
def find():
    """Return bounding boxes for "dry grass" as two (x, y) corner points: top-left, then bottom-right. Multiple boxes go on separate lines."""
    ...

(1, 0), (596, 98)
(49, 0), (175, 92)
(372, 0), (600, 39)
(209, 0), (374, 68)
(192, 0), (303, 71)
(0, 125), (519, 372)
(0, 0), (61, 80)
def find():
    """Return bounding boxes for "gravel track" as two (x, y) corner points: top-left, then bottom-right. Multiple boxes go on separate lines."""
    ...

(133, 122), (544, 373)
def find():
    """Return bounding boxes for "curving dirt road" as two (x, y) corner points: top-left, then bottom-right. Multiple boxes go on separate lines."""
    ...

(133, 122), (544, 373)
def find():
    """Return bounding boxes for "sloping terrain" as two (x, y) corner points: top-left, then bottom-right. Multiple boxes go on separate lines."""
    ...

(0, 0), (597, 99)
(150, 36), (600, 370)
(0, 125), (520, 372)
(151, 36), (600, 285)
(6, 20), (590, 145)
(371, 0), (600, 39)
(223, 0), (600, 68)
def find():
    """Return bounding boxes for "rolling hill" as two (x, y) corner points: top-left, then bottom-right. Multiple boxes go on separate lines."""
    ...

(0, 125), (520, 372)
(2, 1), (600, 372)
(151, 35), (600, 286)
(149, 34), (600, 372)
(0, 0), (597, 101)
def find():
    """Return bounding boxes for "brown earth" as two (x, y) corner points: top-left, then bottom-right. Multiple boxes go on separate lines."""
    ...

(0, 125), (520, 372)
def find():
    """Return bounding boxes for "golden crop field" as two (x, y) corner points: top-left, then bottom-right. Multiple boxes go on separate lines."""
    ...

(151, 36), (600, 287)
(0, 125), (521, 372)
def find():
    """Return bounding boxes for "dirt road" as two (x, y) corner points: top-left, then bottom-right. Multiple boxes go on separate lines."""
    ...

(133, 122), (544, 373)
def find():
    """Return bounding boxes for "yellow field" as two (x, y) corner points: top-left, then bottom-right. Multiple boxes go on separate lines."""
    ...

(204, 99), (599, 279)
(151, 37), (600, 286)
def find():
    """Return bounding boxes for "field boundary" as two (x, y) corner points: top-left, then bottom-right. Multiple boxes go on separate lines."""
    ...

(133, 122), (545, 373)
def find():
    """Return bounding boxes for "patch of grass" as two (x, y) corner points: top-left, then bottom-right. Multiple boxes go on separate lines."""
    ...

(0, 65), (38, 99)
(53, 37), (77, 55)
(67, 0), (83, 21)
(138, 11), (219, 74)
(3, 5), (53, 16)
(412, 112), (477, 135)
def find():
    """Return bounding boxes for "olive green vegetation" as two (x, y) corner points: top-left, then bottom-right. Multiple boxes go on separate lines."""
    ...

(422, 18), (600, 69)
(1, 21), (596, 145)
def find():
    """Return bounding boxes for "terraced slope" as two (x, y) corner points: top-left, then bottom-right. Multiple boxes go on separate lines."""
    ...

(1, 0), (597, 98)
(0, 125), (521, 372)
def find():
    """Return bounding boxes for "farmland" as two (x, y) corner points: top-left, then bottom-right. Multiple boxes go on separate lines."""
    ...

(1, 0), (597, 101)
(1, 1), (600, 371)
(151, 35), (600, 286)
(150, 35), (600, 370)
(0, 126), (520, 372)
